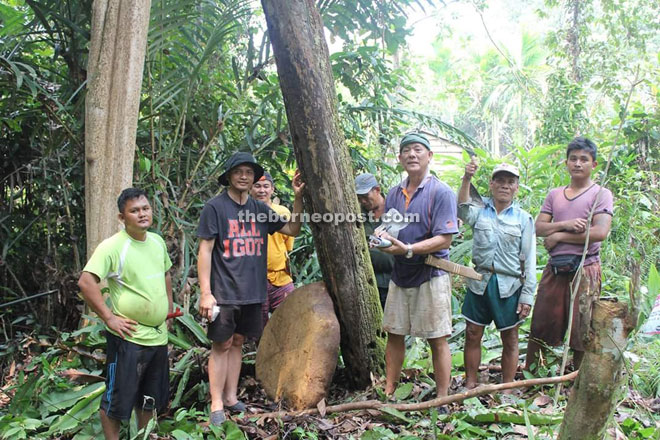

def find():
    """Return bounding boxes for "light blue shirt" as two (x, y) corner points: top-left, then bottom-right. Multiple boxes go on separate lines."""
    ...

(458, 197), (537, 305)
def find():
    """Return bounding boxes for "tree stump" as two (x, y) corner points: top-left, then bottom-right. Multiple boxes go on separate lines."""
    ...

(558, 299), (635, 439)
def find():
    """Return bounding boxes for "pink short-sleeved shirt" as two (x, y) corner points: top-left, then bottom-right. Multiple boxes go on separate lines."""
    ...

(540, 184), (613, 265)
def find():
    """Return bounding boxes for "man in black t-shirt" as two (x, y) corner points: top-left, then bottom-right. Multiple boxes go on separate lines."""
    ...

(197, 152), (304, 426)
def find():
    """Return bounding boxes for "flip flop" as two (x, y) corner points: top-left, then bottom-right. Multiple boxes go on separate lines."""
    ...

(225, 401), (247, 413)
(210, 410), (226, 426)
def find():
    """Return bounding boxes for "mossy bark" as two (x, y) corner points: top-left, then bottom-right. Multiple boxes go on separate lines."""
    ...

(558, 300), (635, 439)
(260, 0), (385, 388)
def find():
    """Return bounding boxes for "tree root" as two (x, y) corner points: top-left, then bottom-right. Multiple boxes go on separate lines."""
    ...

(240, 371), (578, 420)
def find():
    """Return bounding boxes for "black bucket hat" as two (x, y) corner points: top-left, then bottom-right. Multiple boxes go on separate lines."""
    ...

(217, 152), (264, 186)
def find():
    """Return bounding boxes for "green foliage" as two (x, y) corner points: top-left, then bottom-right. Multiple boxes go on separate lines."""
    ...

(0, 337), (104, 438)
(320, 0), (435, 53)
(617, 416), (660, 439)
(1, 0), (89, 341)
(537, 71), (587, 144)
(393, 382), (414, 400)
(629, 336), (660, 399)
(421, 22), (548, 153)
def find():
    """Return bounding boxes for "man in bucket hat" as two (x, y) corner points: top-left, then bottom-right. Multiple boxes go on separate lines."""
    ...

(197, 152), (304, 426)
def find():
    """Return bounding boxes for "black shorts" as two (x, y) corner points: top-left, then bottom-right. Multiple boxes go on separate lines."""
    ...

(207, 303), (263, 342)
(101, 331), (169, 420)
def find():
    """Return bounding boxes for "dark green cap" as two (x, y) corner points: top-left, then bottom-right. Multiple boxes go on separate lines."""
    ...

(399, 133), (431, 153)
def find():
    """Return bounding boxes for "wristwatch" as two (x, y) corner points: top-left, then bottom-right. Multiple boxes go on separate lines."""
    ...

(405, 243), (414, 259)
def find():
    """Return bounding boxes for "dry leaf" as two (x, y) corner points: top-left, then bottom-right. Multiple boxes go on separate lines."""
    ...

(532, 394), (552, 407)
(338, 419), (358, 432)
(540, 406), (557, 415)
(255, 428), (270, 438)
(316, 418), (334, 431)
(442, 423), (455, 434)
(317, 398), (327, 417)
(60, 368), (104, 384)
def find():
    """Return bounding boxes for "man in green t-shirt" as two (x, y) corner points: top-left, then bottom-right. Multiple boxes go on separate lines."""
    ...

(78, 188), (173, 440)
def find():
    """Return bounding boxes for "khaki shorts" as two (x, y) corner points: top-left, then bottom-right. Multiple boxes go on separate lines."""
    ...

(383, 275), (453, 339)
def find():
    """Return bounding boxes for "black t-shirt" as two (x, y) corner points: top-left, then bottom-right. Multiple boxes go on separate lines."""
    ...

(197, 191), (286, 305)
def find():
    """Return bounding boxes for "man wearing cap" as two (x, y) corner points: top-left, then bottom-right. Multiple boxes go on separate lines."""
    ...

(197, 152), (304, 425)
(355, 173), (394, 309)
(250, 171), (296, 328)
(457, 159), (536, 390)
(376, 133), (459, 399)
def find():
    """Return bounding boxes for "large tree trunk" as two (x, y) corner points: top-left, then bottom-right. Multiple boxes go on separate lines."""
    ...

(261, 0), (384, 388)
(82, 0), (151, 322)
(558, 299), (635, 439)
(85, 0), (151, 257)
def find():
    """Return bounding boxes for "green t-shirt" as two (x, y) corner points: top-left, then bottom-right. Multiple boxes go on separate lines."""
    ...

(83, 230), (172, 346)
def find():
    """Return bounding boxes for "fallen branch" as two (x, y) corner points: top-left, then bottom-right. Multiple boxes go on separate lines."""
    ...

(239, 371), (578, 420)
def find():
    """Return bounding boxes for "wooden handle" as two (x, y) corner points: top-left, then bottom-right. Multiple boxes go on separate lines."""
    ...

(425, 255), (483, 281)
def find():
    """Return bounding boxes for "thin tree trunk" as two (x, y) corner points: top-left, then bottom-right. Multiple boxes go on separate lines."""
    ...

(558, 299), (635, 439)
(83, 0), (151, 322)
(260, 0), (384, 388)
(567, 0), (581, 82)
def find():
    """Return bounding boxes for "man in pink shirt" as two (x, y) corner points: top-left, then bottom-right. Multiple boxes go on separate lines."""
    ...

(525, 137), (613, 371)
